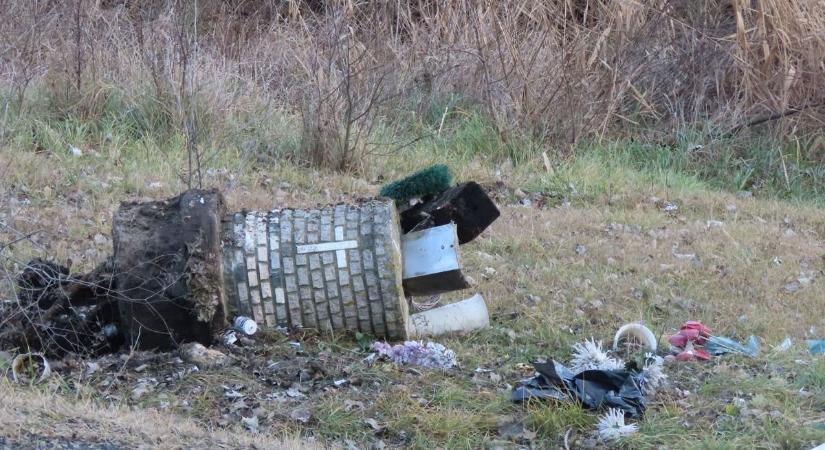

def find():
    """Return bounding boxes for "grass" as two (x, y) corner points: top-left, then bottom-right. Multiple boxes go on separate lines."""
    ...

(2, 105), (825, 448)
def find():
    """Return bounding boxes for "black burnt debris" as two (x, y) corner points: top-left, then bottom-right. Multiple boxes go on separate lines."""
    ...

(2, 189), (227, 357)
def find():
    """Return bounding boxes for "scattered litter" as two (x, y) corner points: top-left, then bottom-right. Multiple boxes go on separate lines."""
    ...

(575, 243), (588, 256)
(223, 330), (239, 345)
(241, 415), (259, 432)
(613, 323), (657, 353)
(706, 220), (725, 229)
(784, 281), (801, 293)
(379, 164), (452, 203)
(371, 341), (457, 370)
(660, 201), (679, 212)
(776, 337), (793, 352)
(11, 353), (51, 384)
(131, 377), (158, 400)
(290, 407), (312, 423)
(223, 388), (245, 399)
(364, 418), (385, 433)
(706, 335), (759, 357)
(344, 400), (365, 411)
(286, 387), (306, 399)
(233, 316), (258, 335)
(84, 361), (101, 378)
(668, 321), (758, 360)
(808, 340), (825, 355)
(596, 408), (638, 441)
(512, 359), (646, 418)
(525, 294), (542, 305)
(69, 145), (83, 157)
(398, 181), (500, 245)
(179, 342), (233, 369)
(637, 353), (667, 395)
(408, 293), (489, 337)
(410, 294), (442, 312)
(570, 339), (624, 373)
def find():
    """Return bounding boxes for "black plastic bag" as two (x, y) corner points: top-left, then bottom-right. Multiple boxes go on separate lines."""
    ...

(512, 360), (646, 418)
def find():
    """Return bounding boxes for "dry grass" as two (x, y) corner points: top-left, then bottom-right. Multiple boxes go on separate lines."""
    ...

(1, 0), (824, 171)
(0, 381), (323, 449)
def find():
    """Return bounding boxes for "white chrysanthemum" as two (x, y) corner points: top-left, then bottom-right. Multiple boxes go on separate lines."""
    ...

(639, 352), (667, 395)
(597, 408), (638, 441)
(570, 339), (625, 373)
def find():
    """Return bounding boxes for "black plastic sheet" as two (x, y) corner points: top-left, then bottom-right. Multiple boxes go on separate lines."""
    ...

(512, 359), (646, 418)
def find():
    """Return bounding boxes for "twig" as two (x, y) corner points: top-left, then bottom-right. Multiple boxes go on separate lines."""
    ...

(0, 230), (42, 253)
(730, 103), (825, 134)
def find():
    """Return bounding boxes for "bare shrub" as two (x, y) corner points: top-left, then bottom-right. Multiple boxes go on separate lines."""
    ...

(0, 0), (822, 167)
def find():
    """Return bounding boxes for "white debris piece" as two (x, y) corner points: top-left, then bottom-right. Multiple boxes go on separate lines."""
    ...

(597, 408), (638, 441)
(570, 339), (624, 373)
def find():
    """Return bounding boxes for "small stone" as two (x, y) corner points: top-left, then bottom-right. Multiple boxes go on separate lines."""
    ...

(574, 243), (587, 256)
(783, 228), (796, 238)
(725, 204), (737, 213)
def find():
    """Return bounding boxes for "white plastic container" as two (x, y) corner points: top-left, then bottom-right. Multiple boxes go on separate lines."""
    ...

(408, 293), (489, 337)
(233, 316), (258, 335)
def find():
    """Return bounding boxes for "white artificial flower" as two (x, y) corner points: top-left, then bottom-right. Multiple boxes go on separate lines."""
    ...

(570, 338), (625, 373)
(597, 408), (638, 441)
(640, 352), (667, 395)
